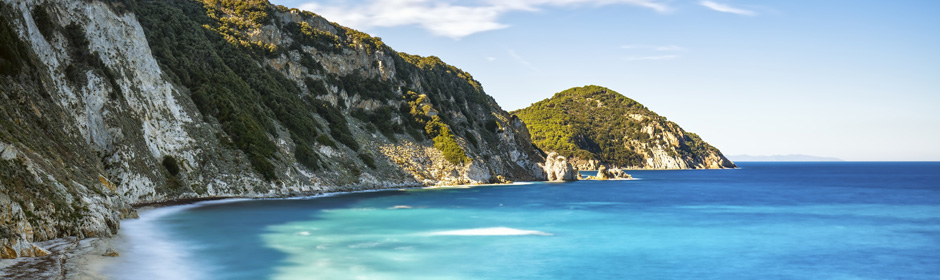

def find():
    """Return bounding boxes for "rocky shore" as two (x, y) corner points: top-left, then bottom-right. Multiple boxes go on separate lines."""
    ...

(1, 223), (126, 280)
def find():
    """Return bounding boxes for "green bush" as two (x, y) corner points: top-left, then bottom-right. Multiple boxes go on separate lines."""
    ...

(294, 142), (320, 170)
(434, 133), (468, 165)
(31, 5), (55, 39)
(315, 134), (336, 148)
(0, 15), (29, 76)
(313, 100), (358, 151)
(304, 77), (328, 96)
(484, 120), (499, 133)
(358, 153), (376, 169)
(339, 71), (395, 101)
(464, 130), (478, 148)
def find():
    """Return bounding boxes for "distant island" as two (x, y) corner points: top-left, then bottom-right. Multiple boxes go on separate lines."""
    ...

(728, 155), (844, 162)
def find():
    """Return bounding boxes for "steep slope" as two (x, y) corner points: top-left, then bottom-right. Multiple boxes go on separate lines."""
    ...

(512, 85), (735, 170)
(0, 0), (545, 258)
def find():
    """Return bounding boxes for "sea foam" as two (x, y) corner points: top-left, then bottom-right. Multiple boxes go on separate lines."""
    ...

(424, 227), (553, 236)
(106, 204), (212, 280)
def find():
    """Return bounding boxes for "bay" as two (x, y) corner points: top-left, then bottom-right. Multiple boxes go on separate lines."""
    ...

(107, 162), (940, 279)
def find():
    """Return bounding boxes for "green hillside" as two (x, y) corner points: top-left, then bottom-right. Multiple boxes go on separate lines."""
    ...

(512, 85), (734, 169)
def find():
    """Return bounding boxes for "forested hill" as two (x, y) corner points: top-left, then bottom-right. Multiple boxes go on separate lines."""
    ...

(0, 0), (545, 258)
(511, 85), (736, 170)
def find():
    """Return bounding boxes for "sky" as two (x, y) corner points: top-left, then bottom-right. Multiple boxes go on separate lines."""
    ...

(269, 0), (940, 161)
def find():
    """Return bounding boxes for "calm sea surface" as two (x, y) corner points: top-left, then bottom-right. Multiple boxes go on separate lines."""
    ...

(107, 162), (940, 279)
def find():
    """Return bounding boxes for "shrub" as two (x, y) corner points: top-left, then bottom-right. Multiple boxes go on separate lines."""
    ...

(32, 5), (55, 39)
(315, 134), (336, 148)
(484, 119), (499, 133)
(464, 130), (478, 148)
(305, 77), (328, 96)
(294, 142), (320, 170)
(434, 133), (468, 165)
(161, 155), (180, 176)
(358, 153), (376, 169)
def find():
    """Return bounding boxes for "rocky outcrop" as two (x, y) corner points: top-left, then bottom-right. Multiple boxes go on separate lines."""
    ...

(596, 165), (610, 180)
(0, 0), (546, 258)
(608, 167), (631, 179)
(589, 165), (631, 180)
(1, 239), (49, 259)
(541, 152), (577, 181)
(569, 158), (599, 171)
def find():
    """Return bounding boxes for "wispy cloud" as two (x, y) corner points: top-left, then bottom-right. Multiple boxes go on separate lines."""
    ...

(623, 55), (679, 61)
(508, 49), (539, 71)
(621, 44), (683, 51)
(621, 44), (684, 61)
(700, 1), (757, 16)
(299, 0), (670, 39)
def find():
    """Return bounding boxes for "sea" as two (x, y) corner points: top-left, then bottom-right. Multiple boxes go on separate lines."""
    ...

(105, 162), (940, 280)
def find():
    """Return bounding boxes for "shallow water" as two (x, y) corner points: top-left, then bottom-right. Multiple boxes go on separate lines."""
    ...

(107, 162), (940, 279)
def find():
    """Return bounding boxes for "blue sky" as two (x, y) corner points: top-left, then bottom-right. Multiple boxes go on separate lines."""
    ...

(270, 0), (940, 161)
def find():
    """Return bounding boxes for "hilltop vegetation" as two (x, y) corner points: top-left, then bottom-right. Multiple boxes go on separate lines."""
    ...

(512, 85), (734, 169)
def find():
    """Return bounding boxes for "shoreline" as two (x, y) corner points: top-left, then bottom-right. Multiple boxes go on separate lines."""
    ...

(0, 181), (537, 279)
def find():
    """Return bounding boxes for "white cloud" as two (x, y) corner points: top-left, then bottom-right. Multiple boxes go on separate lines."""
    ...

(299, 0), (670, 39)
(623, 55), (679, 61)
(700, 1), (757, 16)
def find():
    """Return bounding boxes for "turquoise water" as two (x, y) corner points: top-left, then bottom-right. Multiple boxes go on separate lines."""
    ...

(108, 162), (940, 279)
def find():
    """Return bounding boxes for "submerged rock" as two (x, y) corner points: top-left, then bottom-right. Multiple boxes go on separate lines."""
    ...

(102, 247), (119, 257)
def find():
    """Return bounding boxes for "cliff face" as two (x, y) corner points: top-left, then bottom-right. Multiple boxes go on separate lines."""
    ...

(0, 0), (545, 258)
(512, 85), (735, 170)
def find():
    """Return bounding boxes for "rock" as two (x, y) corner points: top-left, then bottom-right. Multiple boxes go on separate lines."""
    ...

(596, 165), (610, 180)
(0, 239), (49, 259)
(465, 161), (492, 184)
(585, 165), (632, 180)
(102, 247), (119, 257)
(541, 152), (577, 181)
(569, 158), (599, 171)
(1, 244), (15, 259)
(608, 167), (632, 179)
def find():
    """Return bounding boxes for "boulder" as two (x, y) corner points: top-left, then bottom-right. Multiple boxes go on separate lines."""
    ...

(541, 152), (578, 181)
(103, 247), (119, 257)
(1, 239), (49, 259)
(589, 165), (632, 180)
(608, 167), (632, 179)
(597, 165), (610, 180)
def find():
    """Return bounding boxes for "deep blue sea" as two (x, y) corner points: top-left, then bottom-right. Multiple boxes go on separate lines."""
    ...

(107, 162), (940, 279)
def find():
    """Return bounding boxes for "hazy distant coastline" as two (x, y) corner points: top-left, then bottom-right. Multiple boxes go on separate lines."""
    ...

(728, 155), (844, 162)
